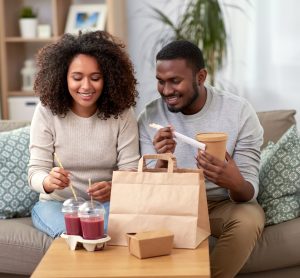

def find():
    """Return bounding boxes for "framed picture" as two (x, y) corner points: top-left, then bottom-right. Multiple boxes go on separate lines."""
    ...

(65, 4), (107, 34)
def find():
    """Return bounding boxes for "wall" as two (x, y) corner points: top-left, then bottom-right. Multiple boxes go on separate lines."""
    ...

(126, 0), (183, 116)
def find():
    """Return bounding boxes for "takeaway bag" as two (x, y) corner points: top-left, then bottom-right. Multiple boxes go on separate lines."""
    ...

(108, 154), (210, 249)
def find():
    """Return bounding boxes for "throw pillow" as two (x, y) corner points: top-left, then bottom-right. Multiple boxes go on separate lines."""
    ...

(258, 125), (300, 226)
(0, 126), (39, 219)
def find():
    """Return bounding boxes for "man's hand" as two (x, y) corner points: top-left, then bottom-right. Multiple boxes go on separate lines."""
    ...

(43, 167), (70, 193)
(87, 181), (111, 203)
(196, 151), (254, 202)
(152, 126), (176, 168)
(153, 126), (176, 154)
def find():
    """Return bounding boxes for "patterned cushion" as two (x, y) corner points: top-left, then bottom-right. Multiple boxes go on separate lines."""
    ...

(0, 126), (39, 219)
(258, 125), (300, 226)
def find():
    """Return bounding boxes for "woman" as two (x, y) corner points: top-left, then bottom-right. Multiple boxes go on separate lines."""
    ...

(28, 30), (140, 238)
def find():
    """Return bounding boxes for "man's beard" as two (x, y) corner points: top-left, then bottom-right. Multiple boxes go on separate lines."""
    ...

(166, 81), (199, 113)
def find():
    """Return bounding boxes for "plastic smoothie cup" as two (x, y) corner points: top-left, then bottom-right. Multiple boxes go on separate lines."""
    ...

(61, 197), (85, 236)
(196, 132), (228, 161)
(78, 201), (105, 240)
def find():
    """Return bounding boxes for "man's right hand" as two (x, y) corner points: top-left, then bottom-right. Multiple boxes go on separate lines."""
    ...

(152, 126), (176, 168)
(43, 167), (70, 193)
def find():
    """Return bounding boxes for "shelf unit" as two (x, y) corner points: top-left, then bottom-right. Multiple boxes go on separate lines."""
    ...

(0, 0), (127, 120)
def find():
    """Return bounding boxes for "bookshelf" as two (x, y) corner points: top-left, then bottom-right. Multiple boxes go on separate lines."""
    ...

(0, 0), (127, 119)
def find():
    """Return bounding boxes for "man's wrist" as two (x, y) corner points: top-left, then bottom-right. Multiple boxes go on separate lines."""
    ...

(229, 180), (254, 202)
(155, 159), (168, 169)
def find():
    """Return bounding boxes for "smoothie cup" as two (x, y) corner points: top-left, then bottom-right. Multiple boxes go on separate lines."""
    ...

(61, 197), (85, 236)
(78, 201), (105, 240)
(196, 132), (228, 161)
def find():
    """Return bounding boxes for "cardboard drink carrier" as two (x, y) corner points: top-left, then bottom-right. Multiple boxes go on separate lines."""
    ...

(108, 154), (210, 249)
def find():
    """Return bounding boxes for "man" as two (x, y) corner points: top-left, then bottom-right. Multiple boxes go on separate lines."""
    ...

(138, 40), (265, 278)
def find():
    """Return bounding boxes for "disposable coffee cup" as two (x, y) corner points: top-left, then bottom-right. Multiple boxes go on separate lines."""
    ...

(196, 132), (228, 161)
(78, 201), (105, 240)
(62, 197), (85, 236)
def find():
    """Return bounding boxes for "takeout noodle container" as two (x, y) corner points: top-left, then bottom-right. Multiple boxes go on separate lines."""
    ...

(196, 132), (228, 161)
(78, 201), (105, 240)
(127, 229), (174, 259)
(61, 197), (85, 236)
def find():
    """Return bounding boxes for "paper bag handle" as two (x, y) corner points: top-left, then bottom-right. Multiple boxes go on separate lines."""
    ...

(138, 154), (176, 173)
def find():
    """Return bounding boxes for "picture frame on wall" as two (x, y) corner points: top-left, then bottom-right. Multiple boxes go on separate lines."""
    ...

(65, 4), (107, 34)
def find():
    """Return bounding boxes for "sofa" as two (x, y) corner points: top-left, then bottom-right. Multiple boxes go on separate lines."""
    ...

(0, 110), (299, 278)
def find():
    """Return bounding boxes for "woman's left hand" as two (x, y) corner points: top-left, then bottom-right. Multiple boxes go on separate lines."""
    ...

(87, 181), (112, 202)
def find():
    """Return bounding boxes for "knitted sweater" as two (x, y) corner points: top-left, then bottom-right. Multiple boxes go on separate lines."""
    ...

(138, 85), (263, 201)
(28, 103), (140, 201)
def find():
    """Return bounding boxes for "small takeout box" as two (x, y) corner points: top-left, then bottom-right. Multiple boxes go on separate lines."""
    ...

(126, 229), (174, 259)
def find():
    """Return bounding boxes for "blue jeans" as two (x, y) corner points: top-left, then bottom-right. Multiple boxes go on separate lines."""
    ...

(31, 200), (110, 238)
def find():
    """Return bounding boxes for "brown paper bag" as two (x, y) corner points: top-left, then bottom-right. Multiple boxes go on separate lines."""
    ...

(108, 154), (210, 249)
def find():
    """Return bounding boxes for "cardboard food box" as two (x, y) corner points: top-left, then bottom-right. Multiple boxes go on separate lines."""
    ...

(127, 229), (174, 259)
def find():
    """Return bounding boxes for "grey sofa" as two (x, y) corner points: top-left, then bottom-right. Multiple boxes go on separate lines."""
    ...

(0, 111), (300, 278)
(0, 121), (53, 278)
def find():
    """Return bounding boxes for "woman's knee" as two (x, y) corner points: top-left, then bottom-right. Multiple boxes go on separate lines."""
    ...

(31, 200), (65, 238)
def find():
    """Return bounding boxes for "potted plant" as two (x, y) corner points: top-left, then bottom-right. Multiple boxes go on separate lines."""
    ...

(150, 0), (247, 85)
(19, 6), (38, 38)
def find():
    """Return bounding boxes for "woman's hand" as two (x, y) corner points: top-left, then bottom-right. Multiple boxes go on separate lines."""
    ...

(87, 181), (112, 203)
(43, 167), (70, 193)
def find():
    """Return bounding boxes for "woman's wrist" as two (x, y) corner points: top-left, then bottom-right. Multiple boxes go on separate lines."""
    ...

(43, 176), (54, 194)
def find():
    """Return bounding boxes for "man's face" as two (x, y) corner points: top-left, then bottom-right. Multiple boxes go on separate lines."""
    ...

(156, 59), (203, 115)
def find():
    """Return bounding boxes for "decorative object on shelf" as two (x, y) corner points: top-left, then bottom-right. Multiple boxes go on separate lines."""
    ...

(19, 6), (38, 38)
(20, 59), (36, 92)
(65, 4), (107, 34)
(37, 24), (51, 38)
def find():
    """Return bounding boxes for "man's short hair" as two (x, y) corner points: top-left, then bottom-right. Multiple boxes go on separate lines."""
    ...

(156, 40), (205, 72)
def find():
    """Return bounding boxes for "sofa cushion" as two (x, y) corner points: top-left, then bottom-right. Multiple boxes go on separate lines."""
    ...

(258, 125), (300, 226)
(0, 126), (39, 219)
(240, 217), (300, 273)
(257, 109), (296, 149)
(0, 217), (53, 275)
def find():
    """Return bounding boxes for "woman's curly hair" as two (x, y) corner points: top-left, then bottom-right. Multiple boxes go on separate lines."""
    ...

(34, 31), (138, 119)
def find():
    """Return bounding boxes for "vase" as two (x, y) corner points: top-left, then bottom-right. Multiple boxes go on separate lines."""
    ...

(20, 59), (36, 91)
(19, 18), (37, 38)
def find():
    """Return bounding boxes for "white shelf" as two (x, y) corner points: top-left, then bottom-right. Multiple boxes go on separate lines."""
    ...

(0, 0), (127, 120)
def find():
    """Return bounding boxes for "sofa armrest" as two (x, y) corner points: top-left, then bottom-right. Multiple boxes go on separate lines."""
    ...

(257, 110), (296, 149)
(0, 120), (30, 132)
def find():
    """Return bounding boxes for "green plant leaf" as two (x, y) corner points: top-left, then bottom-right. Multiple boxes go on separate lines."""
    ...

(20, 6), (37, 18)
(149, 0), (236, 85)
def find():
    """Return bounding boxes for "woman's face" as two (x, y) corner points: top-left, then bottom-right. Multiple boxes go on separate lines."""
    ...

(67, 54), (104, 117)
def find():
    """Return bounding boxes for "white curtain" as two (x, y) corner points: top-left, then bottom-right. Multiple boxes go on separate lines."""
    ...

(127, 0), (300, 123)
(218, 0), (300, 123)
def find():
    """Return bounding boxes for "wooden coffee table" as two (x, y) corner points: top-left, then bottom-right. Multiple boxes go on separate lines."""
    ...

(31, 238), (210, 278)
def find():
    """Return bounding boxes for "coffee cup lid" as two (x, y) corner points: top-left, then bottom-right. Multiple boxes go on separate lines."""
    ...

(196, 132), (228, 142)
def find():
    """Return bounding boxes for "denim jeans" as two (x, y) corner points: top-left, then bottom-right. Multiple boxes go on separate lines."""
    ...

(31, 200), (110, 238)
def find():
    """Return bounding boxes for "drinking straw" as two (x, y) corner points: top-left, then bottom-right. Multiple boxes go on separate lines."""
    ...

(88, 178), (94, 208)
(53, 152), (78, 201)
(149, 123), (206, 150)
